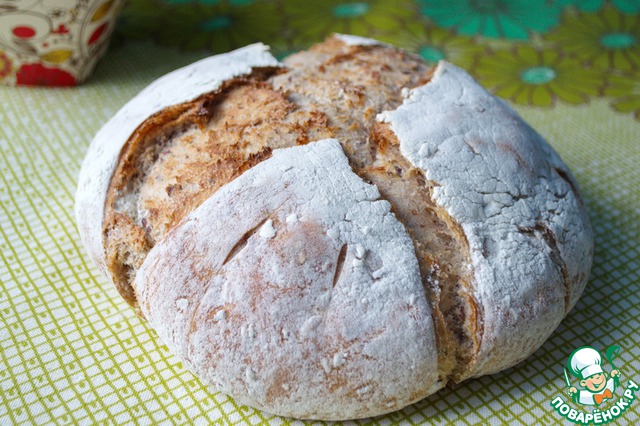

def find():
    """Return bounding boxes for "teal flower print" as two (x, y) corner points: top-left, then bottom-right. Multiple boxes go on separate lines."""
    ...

(474, 45), (606, 106)
(418, 0), (563, 39)
(283, 0), (415, 46)
(557, 0), (640, 13)
(612, 0), (640, 13)
(555, 0), (604, 13)
(383, 21), (485, 69)
(116, 0), (283, 53)
(546, 6), (640, 72)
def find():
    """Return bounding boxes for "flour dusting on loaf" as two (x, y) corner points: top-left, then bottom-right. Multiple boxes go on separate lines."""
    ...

(75, 34), (593, 421)
(136, 139), (440, 419)
(378, 61), (593, 377)
(334, 33), (385, 46)
(75, 43), (281, 282)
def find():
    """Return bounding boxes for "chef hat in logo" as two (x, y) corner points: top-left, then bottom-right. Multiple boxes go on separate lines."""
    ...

(568, 347), (604, 380)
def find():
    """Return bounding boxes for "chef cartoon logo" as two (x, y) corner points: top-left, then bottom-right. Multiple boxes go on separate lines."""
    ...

(566, 346), (621, 406)
(550, 345), (639, 425)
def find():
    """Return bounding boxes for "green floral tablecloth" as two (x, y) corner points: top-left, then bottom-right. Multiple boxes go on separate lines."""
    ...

(1, 0), (640, 424)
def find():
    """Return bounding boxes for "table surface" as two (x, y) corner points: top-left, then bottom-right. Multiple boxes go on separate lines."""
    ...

(1, 0), (640, 424)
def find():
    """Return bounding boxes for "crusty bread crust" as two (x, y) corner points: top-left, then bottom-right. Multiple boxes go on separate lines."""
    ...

(75, 43), (282, 301)
(378, 61), (593, 378)
(136, 139), (442, 419)
(76, 35), (593, 420)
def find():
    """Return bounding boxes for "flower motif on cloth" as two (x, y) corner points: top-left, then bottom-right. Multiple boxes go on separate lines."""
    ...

(417, 0), (563, 39)
(547, 5), (640, 72)
(605, 70), (640, 119)
(557, 0), (640, 13)
(145, 0), (282, 53)
(383, 21), (484, 70)
(613, 0), (640, 13)
(283, 0), (414, 45)
(474, 45), (605, 106)
(555, 0), (605, 13)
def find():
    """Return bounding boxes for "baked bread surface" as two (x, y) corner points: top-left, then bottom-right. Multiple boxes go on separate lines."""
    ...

(75, 34), (593, 420)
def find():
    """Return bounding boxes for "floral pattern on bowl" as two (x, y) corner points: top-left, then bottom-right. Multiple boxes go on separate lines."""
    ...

(0, 0), (123, 86)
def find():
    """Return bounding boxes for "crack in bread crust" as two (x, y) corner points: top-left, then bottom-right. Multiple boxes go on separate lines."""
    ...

(517, 223), (571, 315)
(377, 60), (593, 378)
(362, 121), (477, 382)
(103, 68), (329, 308)
(135, 139), (440, 420)
(76, 36), (595, 421)
(103, 38), (477, 380)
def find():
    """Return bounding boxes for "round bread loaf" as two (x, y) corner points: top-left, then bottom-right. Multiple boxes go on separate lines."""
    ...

(75, 34), (593, 420)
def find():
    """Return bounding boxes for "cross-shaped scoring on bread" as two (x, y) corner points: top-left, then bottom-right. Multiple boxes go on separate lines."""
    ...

(75, 35), (593, 420)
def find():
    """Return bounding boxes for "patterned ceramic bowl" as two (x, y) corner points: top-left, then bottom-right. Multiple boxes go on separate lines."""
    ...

(0, 0), (123, 86)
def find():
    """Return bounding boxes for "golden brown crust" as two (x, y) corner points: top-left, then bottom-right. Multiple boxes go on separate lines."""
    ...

(102, 38), (476, 380)
(103, 70), (332, 309)
(74, 36), (596, 421)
